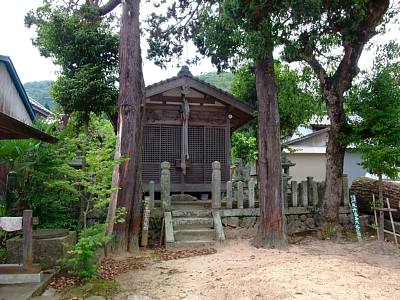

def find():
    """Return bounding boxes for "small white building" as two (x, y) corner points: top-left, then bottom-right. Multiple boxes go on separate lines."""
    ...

(285, 124), (367, 185)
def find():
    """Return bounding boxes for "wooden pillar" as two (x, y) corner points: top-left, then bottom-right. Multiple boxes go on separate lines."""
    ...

(22, 210), (33, 271)
(149, 180), (155, 209)
(291, 181), (298, 207)
(212, 161), (221, 208)
(237, 181), (244, 209)
(161, 162), (171, 209)
(226, 110), (232, 165)
(248, 179), (255, 208)
(226, 180), (233, 209)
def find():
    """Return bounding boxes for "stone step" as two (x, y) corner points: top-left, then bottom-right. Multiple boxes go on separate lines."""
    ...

(174, 228), (216, 241)
(172, 240), (215, 248)
(172, 217), (214, 229)
(172, 209), (212, 218)
(170, 202), (212, 210)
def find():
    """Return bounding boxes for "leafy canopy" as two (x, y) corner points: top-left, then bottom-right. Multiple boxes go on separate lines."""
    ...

(232, 63), (323, 137)
(349, 44), (400, 179)
(25, 2), (119, 124)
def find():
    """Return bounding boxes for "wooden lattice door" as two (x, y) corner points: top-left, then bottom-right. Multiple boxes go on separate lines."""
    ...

(142, 125), (229, 187)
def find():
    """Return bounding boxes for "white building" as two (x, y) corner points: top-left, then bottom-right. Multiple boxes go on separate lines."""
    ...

(285, 122), (367, 185)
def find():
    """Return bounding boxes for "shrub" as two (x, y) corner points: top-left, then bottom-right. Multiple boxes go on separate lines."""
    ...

(62, 224), (111, 281)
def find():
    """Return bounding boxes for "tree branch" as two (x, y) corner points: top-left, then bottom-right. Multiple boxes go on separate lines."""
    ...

(98, 0), (121, 15)
(334, 0), (389, 94)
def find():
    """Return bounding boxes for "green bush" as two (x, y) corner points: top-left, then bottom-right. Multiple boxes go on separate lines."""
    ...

(62, 224), (111, 281)
(0, 115), (116, 230)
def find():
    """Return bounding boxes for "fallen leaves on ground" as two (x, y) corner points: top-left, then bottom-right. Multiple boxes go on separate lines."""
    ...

(98, 258), (146, 280)
(49, 275), (81, 291)
(154, 247), (217, 260)
(50, 258), (146, 291)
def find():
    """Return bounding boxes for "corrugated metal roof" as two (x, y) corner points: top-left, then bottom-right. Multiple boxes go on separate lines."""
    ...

(29, 97), (51, 118)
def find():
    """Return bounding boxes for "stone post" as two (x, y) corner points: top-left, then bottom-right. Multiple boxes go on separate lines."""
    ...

(301, 180), (308, 207)
(342, 174), (350, 206)
(282, 174), (289, 209)
(149, 180), (155, 209)
(226, 180), (233, 209)
(141, 196), (150, 247)
(161, 161), (171, 209)
(212, 161), (221, 209)
(312, 181), (318, 207)
(307, 176), (313, 204)
(237, 181), (244, 209)
(291, 181), (298, 207)
(248, 179), (255, 208)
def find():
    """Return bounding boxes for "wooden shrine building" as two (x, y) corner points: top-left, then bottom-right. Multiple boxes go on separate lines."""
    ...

(143, 66), (254, 193)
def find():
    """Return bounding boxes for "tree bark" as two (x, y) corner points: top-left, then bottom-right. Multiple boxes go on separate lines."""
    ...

(107, 0), (145, 253)
(288, 0), (389, 229)
(320, 89), (347, 226)
(350, 176), (400, 221)
(253, 56), (287, 249)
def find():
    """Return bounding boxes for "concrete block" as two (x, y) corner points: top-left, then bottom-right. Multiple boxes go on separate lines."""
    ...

(7, 230), (76, 269)
(0, 269), (43, 284)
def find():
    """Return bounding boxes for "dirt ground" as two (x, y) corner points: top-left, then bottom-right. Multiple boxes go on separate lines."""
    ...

(114, 235), (400, 300)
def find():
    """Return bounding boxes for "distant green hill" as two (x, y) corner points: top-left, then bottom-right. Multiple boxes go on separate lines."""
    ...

(197, 72), (233, 92)
(24, 80), (56, 109)
(23, 73), (232, 110)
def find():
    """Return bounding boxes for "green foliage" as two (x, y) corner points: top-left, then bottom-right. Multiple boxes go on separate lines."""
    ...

(62, 224), (111, 281)
(349, 47), (400, 180)
(231, 132), (257, 164)
(0, 115), (117, 229)
(321, 223), (337, 240)
(232, 63), (323, 137)
(60, 279), (119, 299)
(197, 72), (234, 92)
(0, 125), (80, 228)
(25, 2), (119, 125)
(23, 80), (56, 109)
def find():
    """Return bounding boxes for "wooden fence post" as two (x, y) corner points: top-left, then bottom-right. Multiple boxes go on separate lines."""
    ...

(248, 179), (255, 208)
(291, 181), (298, 207)
(149, 180), (155, 209)
(161, 161), (171, 209)
(22, 210), (33, 271)
(226, 180), (233, 209)
(237, 181), (244, 209)
(212, 161), (221, 208)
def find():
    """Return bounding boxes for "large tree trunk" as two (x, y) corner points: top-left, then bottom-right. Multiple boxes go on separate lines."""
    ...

(253, 56), (287, 249)
(321, 90), (346, 226)
(106, 0), (145, 253)
(350, 176), (400, 221)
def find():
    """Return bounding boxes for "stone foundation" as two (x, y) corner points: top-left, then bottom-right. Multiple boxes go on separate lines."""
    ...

(286, 212), (352, 234)
(6, 230), (76, 269)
